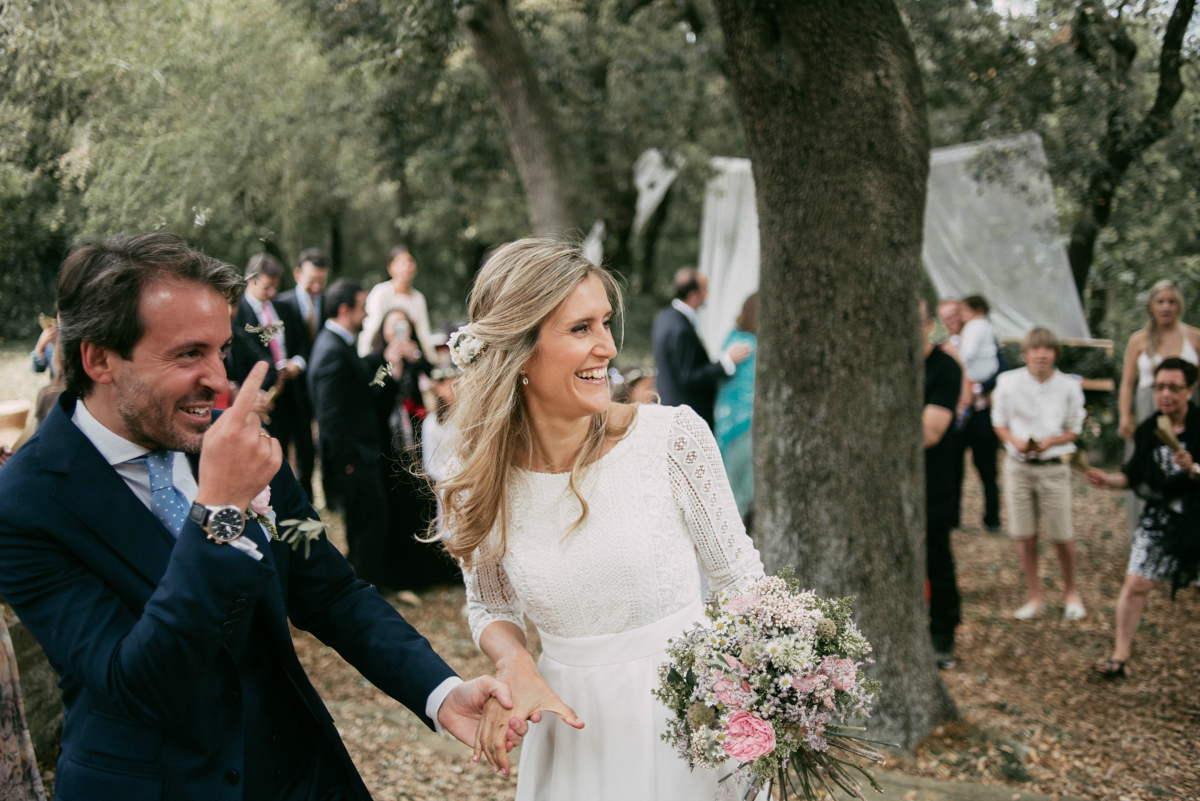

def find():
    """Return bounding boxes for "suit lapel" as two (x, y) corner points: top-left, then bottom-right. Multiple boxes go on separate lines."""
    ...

(42, 396), (176, 590)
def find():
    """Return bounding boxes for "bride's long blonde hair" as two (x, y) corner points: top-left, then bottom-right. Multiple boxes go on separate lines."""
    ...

(436, 238), (629, 568)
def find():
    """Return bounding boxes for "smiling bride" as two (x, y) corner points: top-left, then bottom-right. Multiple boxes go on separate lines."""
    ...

(433, 238), (764, 800)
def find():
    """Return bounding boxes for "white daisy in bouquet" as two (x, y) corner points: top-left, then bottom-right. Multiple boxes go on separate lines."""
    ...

(654, 567), (885, 799)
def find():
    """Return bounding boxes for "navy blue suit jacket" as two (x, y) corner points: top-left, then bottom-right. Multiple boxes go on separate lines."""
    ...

(651, 304), (726, 428)
(0, 393), (456, 800)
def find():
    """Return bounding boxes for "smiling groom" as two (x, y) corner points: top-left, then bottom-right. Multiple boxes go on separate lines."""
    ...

(0, 233), (517, 801)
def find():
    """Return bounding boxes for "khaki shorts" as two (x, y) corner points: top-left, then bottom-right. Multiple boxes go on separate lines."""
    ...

(1002, 456), (1073, 542)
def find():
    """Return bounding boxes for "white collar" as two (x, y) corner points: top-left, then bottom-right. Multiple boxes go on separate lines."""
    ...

(324, 319), (355, 346)
(243, 293), (272, 317)
(671, 298), (698, 326)
(72, 397), (151, 466)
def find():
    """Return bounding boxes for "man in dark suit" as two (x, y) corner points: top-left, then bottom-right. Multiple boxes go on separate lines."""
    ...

(652, 267), (751, 428)
(272, 249), (328, 501)
(0, 234), (518, 800)
(307, 278), (401, 586)
(228, 253), (299, 403)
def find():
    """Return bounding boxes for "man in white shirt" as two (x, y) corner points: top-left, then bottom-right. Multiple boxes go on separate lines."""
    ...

(0, 233), (520, 799)
(992, 326), (1087, 621)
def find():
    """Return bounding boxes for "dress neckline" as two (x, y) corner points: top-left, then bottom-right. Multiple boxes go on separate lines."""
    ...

(515, 406), (642, 477)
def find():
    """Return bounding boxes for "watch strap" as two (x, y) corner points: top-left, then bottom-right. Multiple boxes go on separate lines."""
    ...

(188, 502), (208, 527)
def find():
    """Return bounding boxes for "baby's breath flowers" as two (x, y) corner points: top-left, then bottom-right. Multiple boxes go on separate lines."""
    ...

(654, 567), (884, 800)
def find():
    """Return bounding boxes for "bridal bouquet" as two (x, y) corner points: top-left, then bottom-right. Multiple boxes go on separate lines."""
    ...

(654, 568), (884, 800)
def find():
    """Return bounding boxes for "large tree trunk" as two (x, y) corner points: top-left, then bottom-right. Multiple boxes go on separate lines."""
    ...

(457, 0), (580, 236)
(1067, 0), (1195, 313)
(712, 1), (957, 750)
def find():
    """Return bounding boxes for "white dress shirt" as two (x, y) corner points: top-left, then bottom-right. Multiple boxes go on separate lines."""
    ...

(71, 399), (263, 560)
(959, 317), (999, 384)
(991, 368), (1086, 461)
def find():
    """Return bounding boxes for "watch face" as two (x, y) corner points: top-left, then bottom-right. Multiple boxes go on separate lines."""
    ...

(208, 506), (245, 543)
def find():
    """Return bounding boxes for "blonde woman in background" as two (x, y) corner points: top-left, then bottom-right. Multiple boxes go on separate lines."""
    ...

(1118, 279), (1200, 535)
(437, 238), (763, 800)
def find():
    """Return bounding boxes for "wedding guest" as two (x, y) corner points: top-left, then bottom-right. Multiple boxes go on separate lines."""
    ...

(308, 279), (394, 583)
(0, 234), (519, 799)
(270, 248), (328, 504)
(922, 301), (963, 669)
(992, 327), (1087, 620)
(369, 309), (457, 591)
(1086, 357), (1200, 678)
(959, 295), (1002, 532)
(0, 615), (46, 801)
(611, 366), (657, 405)
(651, 267), (751, 428)
(715, 292), (758, 522)
(936, 298), (962, 342)
(30, 319), (59, 381)
(1116, 279), (1200, 538)
(358, 246), (434, 359)
(442, 238), (765, 798)
(230, 256), (307, 448)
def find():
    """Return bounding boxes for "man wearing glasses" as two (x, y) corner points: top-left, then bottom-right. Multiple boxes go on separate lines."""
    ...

(991, 327), (1087, 622)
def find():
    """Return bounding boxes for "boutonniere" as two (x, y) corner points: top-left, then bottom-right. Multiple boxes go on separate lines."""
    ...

(246, 485), (327, 558)
(369, 363), (390, 388)
(245, 320), (285, 346)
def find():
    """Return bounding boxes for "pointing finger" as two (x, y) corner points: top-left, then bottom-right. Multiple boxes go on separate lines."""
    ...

(230, 361), (270, 420)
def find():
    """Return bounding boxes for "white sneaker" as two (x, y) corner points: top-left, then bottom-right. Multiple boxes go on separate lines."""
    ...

(1064, 602), (1086, 620)
(1012, 601), (1043, 620)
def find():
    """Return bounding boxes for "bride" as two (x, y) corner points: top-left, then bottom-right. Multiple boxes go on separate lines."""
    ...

(437, 238), (764, 800)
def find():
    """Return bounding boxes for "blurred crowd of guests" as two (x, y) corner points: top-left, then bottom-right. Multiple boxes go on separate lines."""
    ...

(924, 286), (1200, 678)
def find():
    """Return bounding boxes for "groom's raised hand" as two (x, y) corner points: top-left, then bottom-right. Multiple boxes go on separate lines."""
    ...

(437, 676), (526, 770)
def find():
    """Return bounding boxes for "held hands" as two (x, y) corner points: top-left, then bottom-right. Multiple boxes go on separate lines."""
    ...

(436, 676), (525, 772)
(474, 652), (583, 776)
(196, 361), (282, 510)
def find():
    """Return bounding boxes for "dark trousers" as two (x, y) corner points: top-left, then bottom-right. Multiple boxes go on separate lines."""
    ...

(926, 517), (961, 653)
(326, 461), (390, 586)
(962, 406), (1001, 528)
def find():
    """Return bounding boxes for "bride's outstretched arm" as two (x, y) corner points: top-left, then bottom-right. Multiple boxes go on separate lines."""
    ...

(473, 621), (585, 774)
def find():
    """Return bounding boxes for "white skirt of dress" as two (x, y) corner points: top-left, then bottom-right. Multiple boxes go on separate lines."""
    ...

(514, 600), (733, 801)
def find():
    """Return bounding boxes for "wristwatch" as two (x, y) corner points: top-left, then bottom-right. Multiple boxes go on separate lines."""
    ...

(188, 503), (247, 544)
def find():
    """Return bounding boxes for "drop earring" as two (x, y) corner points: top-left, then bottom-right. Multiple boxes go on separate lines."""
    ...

(520, 371), (529, 386)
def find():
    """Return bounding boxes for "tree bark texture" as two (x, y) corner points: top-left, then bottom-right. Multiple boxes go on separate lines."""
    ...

(458, 0), (581, 236)
(1067, 0), (1195, 303)
(712, 0), (957, 749)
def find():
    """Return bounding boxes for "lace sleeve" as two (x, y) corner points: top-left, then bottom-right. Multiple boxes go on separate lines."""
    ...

(667, 406), (765, 598)
(463, 557), (526, 648)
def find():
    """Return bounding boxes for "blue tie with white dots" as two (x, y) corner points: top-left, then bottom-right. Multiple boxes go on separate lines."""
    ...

(144, 450), (190, 538)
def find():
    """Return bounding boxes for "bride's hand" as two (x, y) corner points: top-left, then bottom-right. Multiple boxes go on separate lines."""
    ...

(474, 652), (584, 773)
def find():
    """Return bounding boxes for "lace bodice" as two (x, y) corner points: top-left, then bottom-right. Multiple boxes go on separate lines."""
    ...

(463, 404), (764, 644)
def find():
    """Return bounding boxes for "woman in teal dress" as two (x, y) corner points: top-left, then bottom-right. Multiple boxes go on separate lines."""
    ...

(715, 293), (758, 523)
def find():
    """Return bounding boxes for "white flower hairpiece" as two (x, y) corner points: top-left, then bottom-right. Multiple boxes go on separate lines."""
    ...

(448, 325), (488, 368)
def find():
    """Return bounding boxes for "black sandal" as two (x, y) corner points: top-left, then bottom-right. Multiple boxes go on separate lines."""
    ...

(1092, 658), (1126, 678)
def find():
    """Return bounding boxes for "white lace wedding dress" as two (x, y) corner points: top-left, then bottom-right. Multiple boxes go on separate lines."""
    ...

(464, 404), (765, 801)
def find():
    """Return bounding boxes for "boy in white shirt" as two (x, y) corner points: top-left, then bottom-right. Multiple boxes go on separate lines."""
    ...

(991, 327), (1087, 621)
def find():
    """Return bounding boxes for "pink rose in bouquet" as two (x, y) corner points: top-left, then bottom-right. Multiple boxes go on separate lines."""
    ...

(821, 656), (857, 691)
(714, 675), (752, 708)
(723, 711), (776, 763)
(249, 485), (272, 517)
(725, 592), (760, 615)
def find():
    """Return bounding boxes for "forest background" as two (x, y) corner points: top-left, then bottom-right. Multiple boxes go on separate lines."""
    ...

(2, 0), (1198, 357)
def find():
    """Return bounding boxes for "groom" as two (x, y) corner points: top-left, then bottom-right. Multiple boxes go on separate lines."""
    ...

(0, 233), (517, 800)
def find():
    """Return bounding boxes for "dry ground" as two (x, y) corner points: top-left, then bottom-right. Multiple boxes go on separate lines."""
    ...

(2, 345), (1197, 799)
